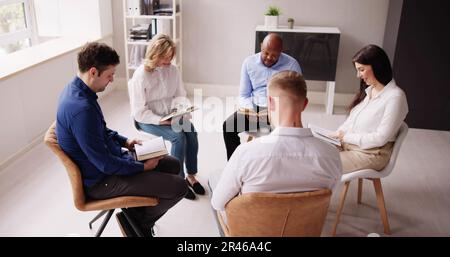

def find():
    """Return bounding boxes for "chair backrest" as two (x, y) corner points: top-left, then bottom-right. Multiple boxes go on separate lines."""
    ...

(222, 189), (332, 237)
(44, 122), (158, 211)
(380, 122), (409, 176)
(44, 122), (88, 210)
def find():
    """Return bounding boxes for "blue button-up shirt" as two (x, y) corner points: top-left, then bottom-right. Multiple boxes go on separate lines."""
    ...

(239, 52), (302, 108)
(56, 77), (144, 188)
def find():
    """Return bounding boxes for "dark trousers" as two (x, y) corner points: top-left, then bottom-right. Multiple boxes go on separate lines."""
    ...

(85, 155), (188, 231)
(222, 108), (270, 160)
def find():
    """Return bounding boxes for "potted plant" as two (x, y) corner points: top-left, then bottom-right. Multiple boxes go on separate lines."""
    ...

(264, 6), (281, 29)
(287, 18), (295, 29)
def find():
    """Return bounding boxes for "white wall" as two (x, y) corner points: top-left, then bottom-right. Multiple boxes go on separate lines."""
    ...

(183, 0), (390, 94)
(111, 0), (127, 80)
(112, 0), (389, 94)
(0, 52), (77, 167)
(34, 0), (61, 36)
(34, 0), (113, 39)
(0, 37), (117, 170)
(0, 0), (115, 169)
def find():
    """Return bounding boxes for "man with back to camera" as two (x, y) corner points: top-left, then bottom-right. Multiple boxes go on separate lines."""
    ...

(222, 33), (302, 160)
(211, 71), (342, 235)
(56, 42), (187, 237)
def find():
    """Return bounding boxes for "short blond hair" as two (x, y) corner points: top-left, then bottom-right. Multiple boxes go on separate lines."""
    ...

(268, 71), (307, 105)
(144, 34), (176, 72)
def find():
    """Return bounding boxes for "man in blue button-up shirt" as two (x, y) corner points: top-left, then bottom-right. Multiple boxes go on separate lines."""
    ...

(56, 42), (187, 236)
(223, 33), (302, 160)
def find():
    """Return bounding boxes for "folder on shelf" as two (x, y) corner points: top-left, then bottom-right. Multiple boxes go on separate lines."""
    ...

(127, 0), (141, 16)
(140, 0), (154, 15)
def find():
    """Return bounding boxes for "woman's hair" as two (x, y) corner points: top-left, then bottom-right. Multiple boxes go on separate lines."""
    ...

(144, 34), (176, 72)
(349, 44), (393, 110)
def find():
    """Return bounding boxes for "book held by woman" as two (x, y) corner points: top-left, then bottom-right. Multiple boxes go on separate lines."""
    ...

(308, 124), (341, 146)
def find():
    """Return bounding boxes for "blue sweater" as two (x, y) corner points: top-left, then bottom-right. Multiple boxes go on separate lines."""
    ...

(56, 77), (144, 188)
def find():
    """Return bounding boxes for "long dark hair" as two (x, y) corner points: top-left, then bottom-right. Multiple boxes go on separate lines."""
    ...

(349, 44), (393, 110)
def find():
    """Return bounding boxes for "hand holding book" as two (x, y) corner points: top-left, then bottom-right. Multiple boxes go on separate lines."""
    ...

(124, 138), (143, 151)
(308, 124), (342, 146)
(133, 137), (168, 161)
(237, 107), (268, 117)
(329, 130), (345, 141)
(160, 105), (198, 122)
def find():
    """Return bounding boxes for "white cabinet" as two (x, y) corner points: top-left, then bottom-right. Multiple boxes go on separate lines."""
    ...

(122, 0), (182, 82)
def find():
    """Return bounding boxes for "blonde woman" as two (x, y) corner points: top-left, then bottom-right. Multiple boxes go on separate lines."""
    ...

(128, 34), (204, 200)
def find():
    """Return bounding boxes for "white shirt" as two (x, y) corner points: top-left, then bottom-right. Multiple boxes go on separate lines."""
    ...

(338, 80), (408, 150)
(211, 127), (342, 211)
(128, 64), (188, 125)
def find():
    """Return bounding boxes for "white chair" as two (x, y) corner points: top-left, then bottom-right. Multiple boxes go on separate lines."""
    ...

(331, 122), (408, 236)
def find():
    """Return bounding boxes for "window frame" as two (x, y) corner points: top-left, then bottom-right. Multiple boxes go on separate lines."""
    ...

(0, 0), (37, 50)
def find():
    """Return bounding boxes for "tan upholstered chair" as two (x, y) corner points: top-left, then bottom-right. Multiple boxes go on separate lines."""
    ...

(44, 122), (158, 237)
(331, 122), (409, 236)
(217, 189), (332, 237)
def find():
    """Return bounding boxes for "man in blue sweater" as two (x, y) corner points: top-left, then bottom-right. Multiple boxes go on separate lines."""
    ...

(56, 42), (187, 237)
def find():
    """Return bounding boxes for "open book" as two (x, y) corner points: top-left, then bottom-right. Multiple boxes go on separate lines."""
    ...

(238, 107), (268, 117)
(133, 137), (168, 161)
(308, 124), (341, 146)
(160, 106), (198, 122)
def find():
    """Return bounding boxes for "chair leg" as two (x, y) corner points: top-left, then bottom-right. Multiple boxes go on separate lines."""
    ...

(89, 210), (108, 229)
(94, 209), (114, 237)
(331, 181), (350, 236)
(357, 179), (363, 204)
(372, 179), (391, 235)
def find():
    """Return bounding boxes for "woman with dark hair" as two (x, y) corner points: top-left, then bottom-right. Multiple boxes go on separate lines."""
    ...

(331, 44), (408, 173)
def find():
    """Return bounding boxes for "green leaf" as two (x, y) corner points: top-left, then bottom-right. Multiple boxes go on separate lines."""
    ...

(265, 6), (281, 16)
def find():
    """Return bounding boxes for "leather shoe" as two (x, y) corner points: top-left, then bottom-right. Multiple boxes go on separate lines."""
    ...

(184, 187), (196, 200)
(186, 178), (205, 195)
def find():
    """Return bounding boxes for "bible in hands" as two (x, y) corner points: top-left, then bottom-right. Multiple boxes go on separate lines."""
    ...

(133, 137), (169, 161)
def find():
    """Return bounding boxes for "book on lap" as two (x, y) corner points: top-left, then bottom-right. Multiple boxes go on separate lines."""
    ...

(133, 137), (168, 161)
(308, 124), (342, 146)
(160, 105), (198, 122)
(237, 107), (268, 117)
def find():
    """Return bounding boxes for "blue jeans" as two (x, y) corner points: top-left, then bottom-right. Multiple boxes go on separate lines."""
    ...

(137, 120), (198, 177)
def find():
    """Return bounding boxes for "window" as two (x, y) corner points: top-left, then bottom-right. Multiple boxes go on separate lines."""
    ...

(0, 0), (36, 56)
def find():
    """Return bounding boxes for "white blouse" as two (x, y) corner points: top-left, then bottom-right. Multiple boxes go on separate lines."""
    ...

(338, 80), (409, 150)
(128, 64), (188, 125)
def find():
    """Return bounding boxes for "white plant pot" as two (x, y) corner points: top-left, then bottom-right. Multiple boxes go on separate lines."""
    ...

(264, 15), (279, 29)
